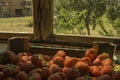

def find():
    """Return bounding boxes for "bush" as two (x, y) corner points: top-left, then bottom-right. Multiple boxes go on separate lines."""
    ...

(112, 18), (120, 37)
(28, 20), (33, 27)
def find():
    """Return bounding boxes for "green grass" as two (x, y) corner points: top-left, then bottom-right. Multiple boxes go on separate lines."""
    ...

(0, 16), (115, 37)
(0, 16), (33, 33)
(54, 14), (115, 37)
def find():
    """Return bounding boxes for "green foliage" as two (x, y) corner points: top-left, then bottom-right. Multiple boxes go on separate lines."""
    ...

(54, 0), (107, 35)
(97, 17), (114, 37)
(76, 23), (86, 35)
(113, 18), (120, 29)
(98, 29), (114, 37)
(113, 65), (120, 72)
(54, 0), (86, 34)
(0, 7), (10, 17)
(28, 20), (33, 27)
(106, 1), (120, 21)
(112, 18), (120, 37)
(97, 18), (108, 34)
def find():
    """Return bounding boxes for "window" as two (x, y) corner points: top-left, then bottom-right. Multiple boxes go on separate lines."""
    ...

(0, 0), (120, 49)
(5, 2), (10, 6)
(27, 2), (31, 6)
(0, 2), (10, 6)
(35, 0), (120, 48)
(0, 2), (3, 6)
(54, 0), (120, 37)
(0, 0), (34, 40)
(0, 2), (4, 6)
(15, 2), (22, 6)
(23, 1), (32, 6)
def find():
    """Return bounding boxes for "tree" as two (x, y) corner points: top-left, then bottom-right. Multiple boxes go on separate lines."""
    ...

(80, 0), (107, 35)
(112, 18), (120, 37)
(105, 1), (120, 37)
(106, 1), (120, 21)
(97, 17), (114, 37)
(0, 7), (10, 17)
(54, 0), (107, 35)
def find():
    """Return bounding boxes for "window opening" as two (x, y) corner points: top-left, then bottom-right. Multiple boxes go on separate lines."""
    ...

(0, 0), (33, 33)
(54, 0), (120, 38)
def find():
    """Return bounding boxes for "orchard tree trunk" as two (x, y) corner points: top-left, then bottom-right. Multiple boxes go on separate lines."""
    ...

(86, 21), (90, 35)
(85, 10), (91, 35)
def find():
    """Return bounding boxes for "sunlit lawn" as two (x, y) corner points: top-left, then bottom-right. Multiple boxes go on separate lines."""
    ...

(0, 15), (114, 37)
(54, 15), (114, 37)
(0, 16), (33, 33)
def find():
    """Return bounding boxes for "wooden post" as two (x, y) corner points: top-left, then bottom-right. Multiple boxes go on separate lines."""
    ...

(8, 37), (30, 54)
(92, 41), (117, 60)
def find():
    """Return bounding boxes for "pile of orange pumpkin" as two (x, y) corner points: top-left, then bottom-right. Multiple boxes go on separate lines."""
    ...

(0, 48), (119, 80)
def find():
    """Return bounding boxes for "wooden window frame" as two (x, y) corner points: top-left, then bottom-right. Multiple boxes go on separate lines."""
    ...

(0, 0), (35, 41)
(35, 0), (120, 48)
(0, 0), (120, 49)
